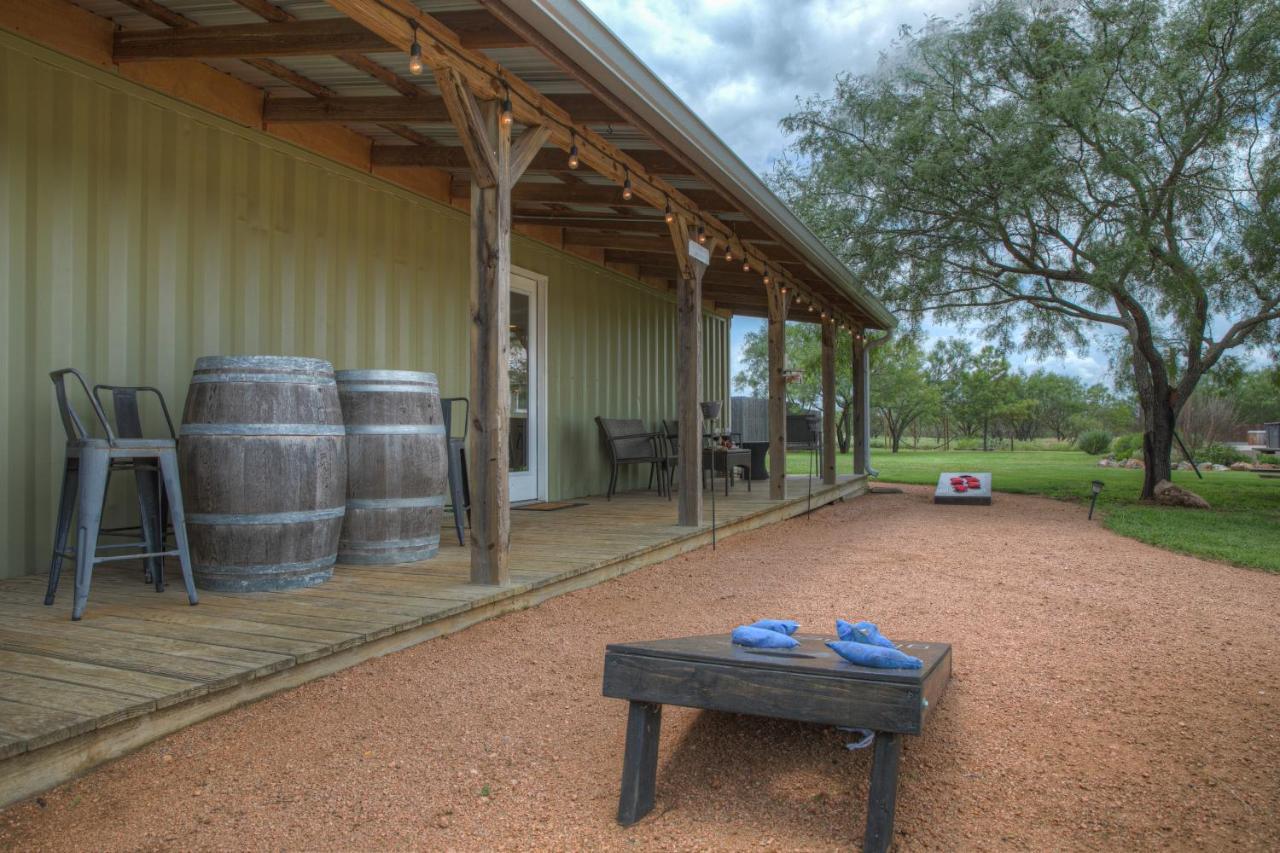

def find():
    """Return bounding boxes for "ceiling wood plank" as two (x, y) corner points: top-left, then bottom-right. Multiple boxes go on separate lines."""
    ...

(265, 96), (448, 123)
(113, 18), (392, 61)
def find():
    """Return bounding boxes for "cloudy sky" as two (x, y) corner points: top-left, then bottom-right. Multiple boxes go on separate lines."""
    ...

(580, 0), (1117, 389)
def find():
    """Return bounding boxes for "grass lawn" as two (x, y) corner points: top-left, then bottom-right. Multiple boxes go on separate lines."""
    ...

(786, 448), (1280, 573)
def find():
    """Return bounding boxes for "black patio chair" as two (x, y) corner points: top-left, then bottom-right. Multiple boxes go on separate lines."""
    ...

(596, 417), (670, 500)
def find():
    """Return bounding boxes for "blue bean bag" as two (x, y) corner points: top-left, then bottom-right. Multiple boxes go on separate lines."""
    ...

(749, 619), (799, 636)
(826, 640), (923, 669)
(732, 625), (800, 649)
(835, 619), (897, 648)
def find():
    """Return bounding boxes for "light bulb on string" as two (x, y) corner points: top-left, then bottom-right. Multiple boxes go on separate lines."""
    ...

(567, 132), (579, 169)
(724, 245), (732, 263)
(663, 197), (674, 224)
(697, 224), (707, 245)
(407, 21), (423, 75)
(621, 168), (633, 201)
(742, 258), (751, 273)
(499, 85), (514, 127)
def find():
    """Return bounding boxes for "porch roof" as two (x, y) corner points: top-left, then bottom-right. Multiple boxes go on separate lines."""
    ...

(63, 0), (894, 330)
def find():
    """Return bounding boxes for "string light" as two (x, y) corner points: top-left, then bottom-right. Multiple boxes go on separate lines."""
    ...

(697, 224), (707, 245)
(724, 245), (733, 262)
(763, 268), (772, 286)
(621, 168), (633, 201)
(742, 257), (751, 273)
(567, 132), (579, 169)
(780, 284), (789, 295)
(407, 21), (424, 75)
(663, 196), (674, 224)
(499, 84), (514, 127)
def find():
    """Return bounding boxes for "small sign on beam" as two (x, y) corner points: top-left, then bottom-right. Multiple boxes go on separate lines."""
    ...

(687, 240), (710, 267)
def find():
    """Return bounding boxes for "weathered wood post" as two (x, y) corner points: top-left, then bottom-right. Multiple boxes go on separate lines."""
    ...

(852, 333), (869, 476)
(433, 67), (549, 584)
(821, 319), (837, 485)
(666, 215), (711, 526)
(765, 280), (790, 499)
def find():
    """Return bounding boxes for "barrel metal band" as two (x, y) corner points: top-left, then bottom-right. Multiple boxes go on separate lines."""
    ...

(341, 534), (441, 551)
(337, 384), (437, 394)
(187, 507), (346, 525)
(344, 424), (446, 435)
(346, 496), (445, 509)
(191, 373), (336, 385)
(192, 555), (338, 575)
(180, 423), (346, 436)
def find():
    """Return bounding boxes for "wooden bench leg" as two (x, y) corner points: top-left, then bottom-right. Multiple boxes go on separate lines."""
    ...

(616, 700), (662, 826)
(863, 731), (901, 853)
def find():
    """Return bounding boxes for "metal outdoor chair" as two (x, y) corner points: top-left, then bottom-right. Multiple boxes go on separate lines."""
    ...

(44, 368), (197, 620)
(442, 397), (470, 546)
(596, 417), (670, 500)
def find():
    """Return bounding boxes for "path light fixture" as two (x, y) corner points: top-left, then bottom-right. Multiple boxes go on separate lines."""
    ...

(1088, 479), (1104, 520)
(700, 400), (723, 549)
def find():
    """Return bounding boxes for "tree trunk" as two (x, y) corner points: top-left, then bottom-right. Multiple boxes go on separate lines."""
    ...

(1140, 393), (1176, 499)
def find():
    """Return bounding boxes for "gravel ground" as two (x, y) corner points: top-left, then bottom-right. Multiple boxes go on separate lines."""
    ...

(3, 485), (1279, 851)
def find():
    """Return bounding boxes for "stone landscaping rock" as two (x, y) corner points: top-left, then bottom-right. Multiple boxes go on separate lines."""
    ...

(1229, 462), (1253, 471)
(1122, 458), (1145, 469)
(1210, 463), (1229, 472)
(1097, 457), (1117, 468)
(1176, 461), (1195, 471)
(1153, 479), (1210, 509)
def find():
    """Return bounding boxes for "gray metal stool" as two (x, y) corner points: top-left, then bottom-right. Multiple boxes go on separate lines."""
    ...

(441, 397), (470, 546)
(44, 369), (197, 620)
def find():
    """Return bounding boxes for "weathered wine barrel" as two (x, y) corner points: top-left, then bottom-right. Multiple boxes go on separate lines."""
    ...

(336, 370), (447, 564)
(178, 356), (346, 591)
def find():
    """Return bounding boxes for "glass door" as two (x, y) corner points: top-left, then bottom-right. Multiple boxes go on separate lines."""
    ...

(508, 270), (544, 502)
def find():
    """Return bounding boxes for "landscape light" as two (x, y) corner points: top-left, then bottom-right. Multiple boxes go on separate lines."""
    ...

(1088, 480), (1104, 520)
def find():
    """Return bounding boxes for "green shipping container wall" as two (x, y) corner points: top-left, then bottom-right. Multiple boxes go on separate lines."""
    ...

(0, 34), (731, 580)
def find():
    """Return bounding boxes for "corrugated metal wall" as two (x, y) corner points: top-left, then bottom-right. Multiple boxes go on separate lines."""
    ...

(0, 34), (730, 579)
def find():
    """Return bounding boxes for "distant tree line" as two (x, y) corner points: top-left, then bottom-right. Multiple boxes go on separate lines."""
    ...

(734, 328), (1278, 454)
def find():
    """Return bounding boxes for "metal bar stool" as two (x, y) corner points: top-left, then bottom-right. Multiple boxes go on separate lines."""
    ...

(93, 383), (177, 588)
(44, 369), (197, 620)
(441, 397), (470, 547)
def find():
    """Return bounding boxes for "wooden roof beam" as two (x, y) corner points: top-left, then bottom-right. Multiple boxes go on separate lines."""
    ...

(377, 144), (686, 174)
(114, 18), (393, 60)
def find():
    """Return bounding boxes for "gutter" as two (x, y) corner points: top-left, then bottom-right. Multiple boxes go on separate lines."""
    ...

(492, 0), (897, 331)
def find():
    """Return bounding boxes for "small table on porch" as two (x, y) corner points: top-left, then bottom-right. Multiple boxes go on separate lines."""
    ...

(702, 447), (752, 495)
(603, 633), (952, 852)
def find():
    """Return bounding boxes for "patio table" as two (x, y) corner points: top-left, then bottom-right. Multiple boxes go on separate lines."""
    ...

(603, 633), (952, 852)
(702, 447), (752, 495)
(741, 440), (770, 480)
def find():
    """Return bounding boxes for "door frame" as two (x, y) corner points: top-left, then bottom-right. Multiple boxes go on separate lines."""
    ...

(510, 265), (549, 503)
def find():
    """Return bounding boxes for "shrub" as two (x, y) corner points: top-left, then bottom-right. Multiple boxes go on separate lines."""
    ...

(950, 437), (985, 450)
(1076, 430), (1113, 455)
(1111, 432), (1144, 459)
(1195, 443), (1250, 466)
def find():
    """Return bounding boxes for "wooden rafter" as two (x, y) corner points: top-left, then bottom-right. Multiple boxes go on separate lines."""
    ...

(321, 0), (833, 317)
(113, 19), (391, 60)
(375, 144), (683, 174)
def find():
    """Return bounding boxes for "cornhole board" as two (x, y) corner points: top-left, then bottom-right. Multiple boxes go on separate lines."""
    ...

(603, 634), (952, 852)
(934, 472), (992, 505)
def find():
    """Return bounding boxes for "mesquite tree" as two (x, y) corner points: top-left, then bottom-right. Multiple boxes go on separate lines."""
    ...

(774, 0), (1280, 497)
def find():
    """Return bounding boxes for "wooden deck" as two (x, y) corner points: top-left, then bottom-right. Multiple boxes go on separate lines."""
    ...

(0, 474), (866, 808)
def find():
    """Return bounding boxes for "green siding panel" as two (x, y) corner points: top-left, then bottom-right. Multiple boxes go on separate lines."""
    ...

(0, 34), (729, 579)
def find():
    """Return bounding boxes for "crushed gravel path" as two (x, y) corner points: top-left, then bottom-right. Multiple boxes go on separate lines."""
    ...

(2, 485), (1278, 851)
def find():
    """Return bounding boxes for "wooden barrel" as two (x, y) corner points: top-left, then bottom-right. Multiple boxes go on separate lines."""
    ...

(178, 356), (346, 591)
(336, 370), (447, 564)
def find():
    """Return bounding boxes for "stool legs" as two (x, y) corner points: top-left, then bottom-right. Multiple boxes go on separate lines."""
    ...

(71, 449), (109, 621)
(44, 460), (79, 606)
(447, 441), (469, 546)
(134, 464), (164, 592)
(157, 450), (198, 606)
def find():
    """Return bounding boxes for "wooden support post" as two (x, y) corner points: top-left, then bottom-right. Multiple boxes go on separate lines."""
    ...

(667, 215), (709, 527)
(853, 336), (869, 476)
(431, 66), (549, 585)
(766, 281), (790, 500)
(821, 320), (837, 485)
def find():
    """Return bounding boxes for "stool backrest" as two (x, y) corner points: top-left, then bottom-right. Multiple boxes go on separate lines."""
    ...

(49, 368), (115, 444)
(93, 385), (177, 440)
(442, 397), (469, 442)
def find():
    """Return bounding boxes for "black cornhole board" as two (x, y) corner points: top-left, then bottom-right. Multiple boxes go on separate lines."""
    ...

(603, 634), (952, 852)
(934, 471), (992, 505)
